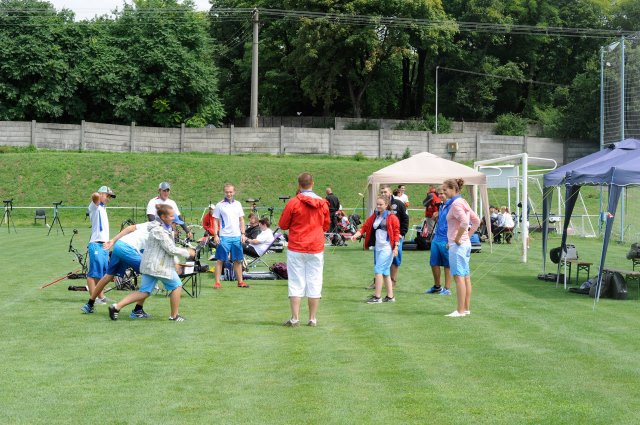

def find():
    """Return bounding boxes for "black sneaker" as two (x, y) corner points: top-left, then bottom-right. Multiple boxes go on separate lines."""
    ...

(382, 296), (396, 302)
(108, 304), (119, 321)
(366, 296), (382, 304)
(169, 315), (186, 322)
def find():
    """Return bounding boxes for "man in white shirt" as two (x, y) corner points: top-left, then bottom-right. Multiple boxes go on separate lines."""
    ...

(213, 183), (248, 288)
(86, 186), (115, 303)
(146, 181), (192, 238)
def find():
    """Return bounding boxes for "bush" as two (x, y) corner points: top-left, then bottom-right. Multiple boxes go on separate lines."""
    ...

(401, 147), (411, 159)
(353, 152), (366, 161)
(344, 120), (380, 130)
(533, 106), (561, 138)
(495, 113), (529, 136)
(393, 114), (452, 133)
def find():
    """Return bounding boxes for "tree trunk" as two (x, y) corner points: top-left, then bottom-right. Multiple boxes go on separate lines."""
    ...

(401, 56), (411, 117)
(415, 48), (427, 118)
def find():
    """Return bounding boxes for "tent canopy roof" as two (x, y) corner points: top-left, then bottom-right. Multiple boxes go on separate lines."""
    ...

(368, 152), (487, 185)
(544, 139), (640, 188)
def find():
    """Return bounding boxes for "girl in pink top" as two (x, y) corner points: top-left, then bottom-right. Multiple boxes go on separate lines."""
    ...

(443, 178), (480, 317)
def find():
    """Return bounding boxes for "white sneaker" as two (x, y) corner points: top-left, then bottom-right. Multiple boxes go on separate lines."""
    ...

(464, 310), (471, 316)
(95, 297), (107, 305)
(208, 255), (216, 261)
(445, 311), (466, 317)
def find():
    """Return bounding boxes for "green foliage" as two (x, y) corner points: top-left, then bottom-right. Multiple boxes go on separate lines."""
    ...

(401, 147), (411, 159)
(394, 114), (451, 133)
(0, 0), (223, 127)
(344, 120), (380, 130)
(495, 113), (529, 136)
(533, 105), (562, 138)
(353, 151), (366, 161)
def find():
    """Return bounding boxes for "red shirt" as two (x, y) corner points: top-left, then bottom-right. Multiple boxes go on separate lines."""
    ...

(278, 192), (330, 254)
(203, 213), (216, 236)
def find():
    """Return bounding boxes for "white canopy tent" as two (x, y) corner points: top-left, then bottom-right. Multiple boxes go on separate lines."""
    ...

(366, 152), (492, 243)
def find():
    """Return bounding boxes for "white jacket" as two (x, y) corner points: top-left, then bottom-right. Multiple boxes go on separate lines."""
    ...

(140, 220), (190, 279)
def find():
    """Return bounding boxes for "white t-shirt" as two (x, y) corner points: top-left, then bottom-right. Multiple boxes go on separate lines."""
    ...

(252, 228), (275, 256)
(373, 215), (391, 251)
(398, 193), (409, 205)
(503, 213), (515, 228)
(213, 199), (245, 237)
(88, 201), (109, 243)
(146, 197), (181, 217)
(120, 222), (153, 253)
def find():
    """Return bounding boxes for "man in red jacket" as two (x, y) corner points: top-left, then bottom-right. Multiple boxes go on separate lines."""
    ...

(278, 172), (330, 327)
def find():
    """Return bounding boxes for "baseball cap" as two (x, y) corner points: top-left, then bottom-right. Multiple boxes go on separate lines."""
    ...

(208, 204), (216, 210)
(159, 182), (171, 190)
(97, 186), (116, 198)
(173, 216), (184, 225)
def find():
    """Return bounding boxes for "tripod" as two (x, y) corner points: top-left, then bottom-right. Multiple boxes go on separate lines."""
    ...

(1, 199), (17, 233)
(48, 201), (65, 236)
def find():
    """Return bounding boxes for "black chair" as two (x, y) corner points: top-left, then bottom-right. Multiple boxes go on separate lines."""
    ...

(34, 209), (47, 225)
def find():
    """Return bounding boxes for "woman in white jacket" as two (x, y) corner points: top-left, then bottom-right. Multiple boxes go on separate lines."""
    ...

(109, 205), (195, 322)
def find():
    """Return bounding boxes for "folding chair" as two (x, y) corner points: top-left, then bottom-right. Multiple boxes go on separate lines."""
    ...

(34, 209), (47, 225)
(245, 229), (282, 269)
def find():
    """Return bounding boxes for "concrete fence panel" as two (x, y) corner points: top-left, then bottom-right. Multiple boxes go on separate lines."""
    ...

(35, 123), (82, 150)
(0, 121), (31, 147)
(233, 127), (280, 154)
(134, 125), (181, 153)
(84, 122), (131, 152)
(285, 128), (330, 154)
(183, 127), (230, 154)
(333, 130), (380, 157)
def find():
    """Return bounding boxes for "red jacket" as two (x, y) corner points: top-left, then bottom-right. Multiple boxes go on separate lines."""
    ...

(203, 213), (216, 236)
(359, 211), (400, 250)
(278, 192), (330, 254)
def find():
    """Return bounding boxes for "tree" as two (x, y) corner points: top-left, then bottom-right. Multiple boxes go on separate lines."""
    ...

(0, 0), (77, 121)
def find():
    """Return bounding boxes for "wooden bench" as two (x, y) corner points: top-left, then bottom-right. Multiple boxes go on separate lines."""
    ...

(561, 259), (593, 286)
(602, 268), (640, 287)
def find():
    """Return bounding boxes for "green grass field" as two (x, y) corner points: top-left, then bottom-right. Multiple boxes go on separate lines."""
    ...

(2, 229), (640, 424)
(2, 150), (640, 424)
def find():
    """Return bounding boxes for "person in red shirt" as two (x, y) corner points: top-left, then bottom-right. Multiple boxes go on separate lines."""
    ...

(278, 172), (330, 327)
(202, 204), (216, 236)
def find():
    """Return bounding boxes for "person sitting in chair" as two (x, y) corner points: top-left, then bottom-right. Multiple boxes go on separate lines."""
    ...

(500, 206), (515, 244)
(245, 212), (261, 240)
(243, 218), (274, 257)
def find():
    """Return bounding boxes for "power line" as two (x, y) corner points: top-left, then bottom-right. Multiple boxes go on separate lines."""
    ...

(439, 66), (567, 87)
(213, 7), (639, 39)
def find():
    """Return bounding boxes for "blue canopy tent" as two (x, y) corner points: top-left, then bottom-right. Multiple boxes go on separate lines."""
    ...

(542, 139), (640, 301)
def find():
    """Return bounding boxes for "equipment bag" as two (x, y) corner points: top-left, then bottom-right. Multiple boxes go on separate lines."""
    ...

(626, 242), (640, 260)
(223, 260), (236, 281)
(589, 272), (614, 299)
(270, 262), (288, 279)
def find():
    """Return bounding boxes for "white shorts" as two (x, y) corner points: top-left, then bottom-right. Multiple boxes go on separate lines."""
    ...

(287, 250), (324, 298)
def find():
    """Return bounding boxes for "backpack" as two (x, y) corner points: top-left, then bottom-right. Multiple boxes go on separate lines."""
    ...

(270, 262), (288, 279)
(223, 260), (235, 281)
(626, 242), (640, 260)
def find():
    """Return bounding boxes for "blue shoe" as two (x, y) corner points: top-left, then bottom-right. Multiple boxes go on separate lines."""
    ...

(130, 309), (151, 319)
(81, 303), (94, 314)
(439, 288), (451, 296)
(425, 286), (442, 294)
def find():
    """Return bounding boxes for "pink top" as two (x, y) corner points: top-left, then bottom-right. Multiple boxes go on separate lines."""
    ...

(446, 197), (481, 244)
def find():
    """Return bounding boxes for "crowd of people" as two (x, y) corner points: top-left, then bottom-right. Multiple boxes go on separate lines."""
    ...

(78, 176), (481, 324)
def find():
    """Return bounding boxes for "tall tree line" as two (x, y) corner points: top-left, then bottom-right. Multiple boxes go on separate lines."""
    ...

(1, 0), (639, 140)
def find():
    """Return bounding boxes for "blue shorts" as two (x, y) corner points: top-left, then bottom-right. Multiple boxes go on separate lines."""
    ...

(449, 243), (471, 277)
(215, 236), (244, 262)
(106, 240), (141, 277)
(87, 242), (109, 278)
(392, 237), (404, 266)
(430, 240), (450, 268)
(373, 246), (393, 276)
(139, 271), (182, 293)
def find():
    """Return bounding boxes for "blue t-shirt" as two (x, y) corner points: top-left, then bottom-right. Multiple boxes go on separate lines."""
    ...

(432, 195), (460, 242)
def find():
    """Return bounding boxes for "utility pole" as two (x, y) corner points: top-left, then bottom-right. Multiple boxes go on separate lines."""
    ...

(250, 8), (259, 128)
(435, 66), (439, 134)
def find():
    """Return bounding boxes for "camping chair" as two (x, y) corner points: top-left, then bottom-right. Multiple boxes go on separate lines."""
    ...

(245, 228), (282, 270)
(34, 209), (47, 225)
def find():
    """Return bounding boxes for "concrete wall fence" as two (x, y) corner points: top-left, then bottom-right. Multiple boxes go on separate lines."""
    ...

(0, 120), (597, 165)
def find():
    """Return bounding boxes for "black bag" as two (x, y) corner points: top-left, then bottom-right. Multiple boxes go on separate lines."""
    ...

(589, 272), (614, 299)
(414, 234), (430, 250)
(223, 260), (235, 281)
(610, 272), (628, 300)
(270, 262), (288, 279)
(626, 242), (640, 260)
